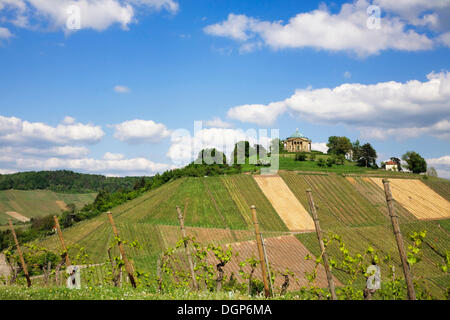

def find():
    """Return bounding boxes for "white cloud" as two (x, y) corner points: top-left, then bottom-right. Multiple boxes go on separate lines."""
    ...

(438, 32), (450, 47)
(227, 71), (450, 141)
(374, 0), (450, 29)
(0, 0), (178, 33)
(0, 115), (22, 135)
(0, 115), (104, 146)
(103, 152), (124, 160)
(311, 142), (328, 153)
(8, 155), (174, 176)
(204, 13), (256, 41)
(427, 155), (450, 179)
(62, 116), (76, 124)
(0, 27), (13, 39)
(204, 117), (233, 128)
(114, 85), (131, 93)
(167, 127), (273, 166)
(227, 102), (286, 126)
(113, 119), (171, 144)
(204, 1), (434, 56)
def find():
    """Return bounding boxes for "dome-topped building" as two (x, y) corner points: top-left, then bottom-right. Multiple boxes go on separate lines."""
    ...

(283, 128), (312, 152)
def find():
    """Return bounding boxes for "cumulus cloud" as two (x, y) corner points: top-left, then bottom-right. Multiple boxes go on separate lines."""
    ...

(227, 71), (450, 141)
(0, 27), (13, 39)
(427, 155), (450, 179)
(227, 102), (286, 126)
(204, 0), (437, 56)
(311, 142), (328, 154)
(114, 85), (130, 93)
(3, 155), (174, 176)
(0, 0), (178, 33)
(203, 117), (233, 128)
(113, 119), (171, 144)
(103, 152), (125, 160)
(374, 0), (450, 30)
(167, 127), (274, 166)
(0, 115), (104, 146)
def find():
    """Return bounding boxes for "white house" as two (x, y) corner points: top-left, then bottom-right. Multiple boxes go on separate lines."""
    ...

(385, 160), (398, 171)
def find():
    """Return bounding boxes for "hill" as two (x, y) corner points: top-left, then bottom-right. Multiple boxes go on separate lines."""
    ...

(0, 190), (96, 225)
(28, 171), (450, 298)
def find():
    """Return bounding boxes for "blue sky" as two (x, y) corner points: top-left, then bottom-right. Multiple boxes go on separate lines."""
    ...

(0, 0), (449, 177)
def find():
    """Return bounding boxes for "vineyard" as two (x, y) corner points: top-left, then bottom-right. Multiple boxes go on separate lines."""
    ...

(0, 172), (449, 300)
(0, 190), (97, 225)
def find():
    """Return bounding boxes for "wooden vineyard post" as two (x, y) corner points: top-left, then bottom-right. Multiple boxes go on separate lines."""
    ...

(306, 189), (337, 300)
(251, 205), (271, 298)
(53, 215), (71, 266)
(8, 219), (32, 287)
(382, 179), (416, 300)
(107, 211), (137, 288)
(176, 205), (198, 290)
(261, 234), (274, 296)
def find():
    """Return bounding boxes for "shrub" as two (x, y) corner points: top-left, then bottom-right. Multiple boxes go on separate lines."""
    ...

(295, 152), (307, 161)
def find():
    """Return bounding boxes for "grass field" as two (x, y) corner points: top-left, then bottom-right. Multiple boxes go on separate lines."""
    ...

(0, 190), (96, 225)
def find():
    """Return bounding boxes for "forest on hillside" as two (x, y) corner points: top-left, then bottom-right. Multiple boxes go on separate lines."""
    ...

(0, 170), (147, 193)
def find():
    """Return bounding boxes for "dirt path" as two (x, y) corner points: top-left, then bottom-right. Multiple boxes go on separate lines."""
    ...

(5, 211), (30, 222)
(254, 175), (315, 232)
(55, 200), (68, 211)
(370, 178), (450, 220)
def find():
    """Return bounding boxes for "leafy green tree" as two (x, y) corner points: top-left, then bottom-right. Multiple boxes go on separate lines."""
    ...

(327, 136), (352, 155)
(254, 144), (268, 158)
(295, 152), (307, 161)
(357, 143), (377, 167)
(309, 153), (316, 161)
(317, 158), (326, 167)
(402, 151), (427, 174)
(196, 148), (227, 165)
(326, 157), (335, 167)
(352, 140), (361, 161)
(269, 138), (284, 154)
(232, 141), (255, 164)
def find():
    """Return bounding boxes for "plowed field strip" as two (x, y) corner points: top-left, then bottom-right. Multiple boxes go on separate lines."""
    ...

(253, 175), (315, 232)
(370, 179), (450, 220)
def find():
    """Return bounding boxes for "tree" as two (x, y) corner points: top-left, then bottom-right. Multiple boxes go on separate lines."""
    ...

(327, 136), (352, 156)
(357, 143), (377, 167)
(402, 151), (427, 174)
(196, 148), (227, 166)
(269, 138), (284, 154)
(352, 140), (361, 161)
(254, 144), (268, 158)
(295, 152), (307, 161)
(232, 141), (255, 164)
(317, 158), (326, 167)
(427, 167), (438, 177)
(309, 153), (316, 161)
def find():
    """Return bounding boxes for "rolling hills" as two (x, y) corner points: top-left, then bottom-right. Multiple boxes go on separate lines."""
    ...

(15, 171), (450, 297)
(0, 190), (96, 225)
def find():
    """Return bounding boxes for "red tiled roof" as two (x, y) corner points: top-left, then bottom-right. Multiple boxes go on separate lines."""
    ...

(385, 161), (397, 165)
